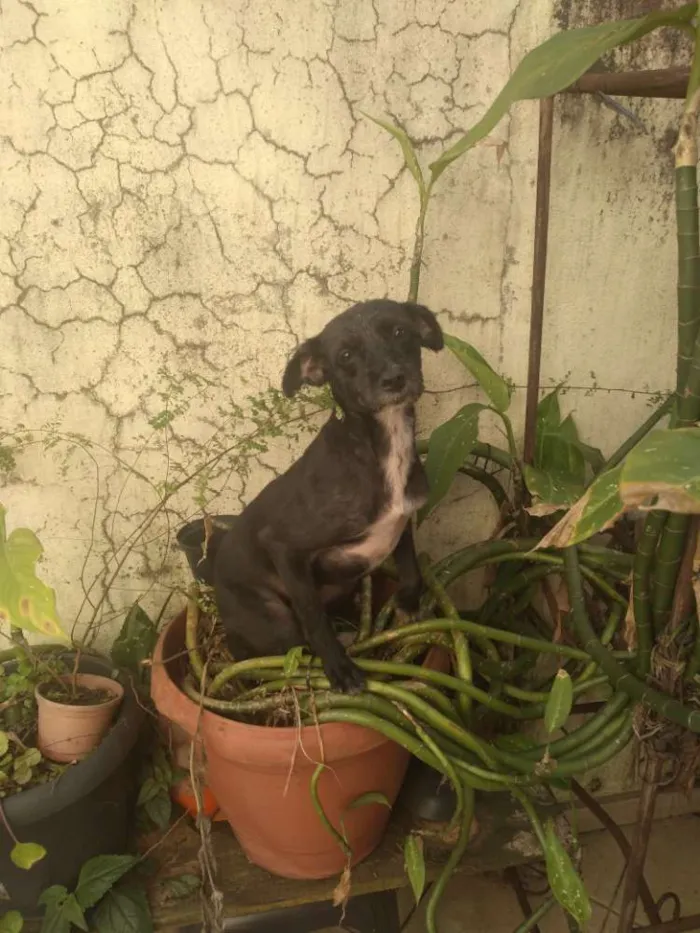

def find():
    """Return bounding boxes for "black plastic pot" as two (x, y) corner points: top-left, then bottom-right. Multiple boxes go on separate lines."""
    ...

(175, 514), (238, 584)
(0, 653), (143, 911)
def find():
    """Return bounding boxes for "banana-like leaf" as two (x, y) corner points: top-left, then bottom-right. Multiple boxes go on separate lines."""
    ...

(524, 466), (584, 516)
(429, 4), (696, 181)
(444, 335), (511, 412)
(362, 112), (425, 197)
(536, 464), (625, 549)
(419, 403), (486, 522)
(619, 427), (700, 513)
(0, 505), (68, 640)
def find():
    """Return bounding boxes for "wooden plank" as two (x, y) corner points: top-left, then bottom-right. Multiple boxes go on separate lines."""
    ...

(148, 795), (555, 930)
(148, 785), (700, 929)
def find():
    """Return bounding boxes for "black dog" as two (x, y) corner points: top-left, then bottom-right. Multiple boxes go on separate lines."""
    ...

(212, 299), (444, 692)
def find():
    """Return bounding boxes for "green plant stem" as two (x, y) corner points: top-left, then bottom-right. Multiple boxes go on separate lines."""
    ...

(185, 588), (205, 683)
(502, 674), (608, 705)
(458, 465), (510, 509)
(367, 680), (498, 767)
(408, 181), (433, 301)
(563, 547), (700, 732)
(415, 438), (513, 471)
(633, 512), (665, 677)
(434, 539), (631, 592)
(312, 708), (504, 791)
(373, 594), (397, 633)
(514, 692), (630, 762)
(353, 619), (595, 663)
(358, 575), (373, 641)
(491, 709), (630, 776)
(421, 559), (475, 720)
(403, 709), (465, 833)
(356, 660), (549, 720)
(512, 895), (557, 933)
(425, 786), (475, 933)
(579, 605), (622, 682)
(310, 764), (351, 861)
(651, 514), (689, 634)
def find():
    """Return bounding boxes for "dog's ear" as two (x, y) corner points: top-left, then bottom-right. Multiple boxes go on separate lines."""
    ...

(405, 302), (444, 352)
(282, 338), (327, 397)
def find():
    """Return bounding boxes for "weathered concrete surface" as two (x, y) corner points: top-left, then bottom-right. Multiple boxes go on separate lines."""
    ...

(0, 0), (689, 655)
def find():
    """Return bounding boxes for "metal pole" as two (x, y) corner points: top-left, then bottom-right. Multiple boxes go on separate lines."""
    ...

(523, 97), (554, 465)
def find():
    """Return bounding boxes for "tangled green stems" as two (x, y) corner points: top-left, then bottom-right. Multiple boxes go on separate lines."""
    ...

(563, 547), (700, 732)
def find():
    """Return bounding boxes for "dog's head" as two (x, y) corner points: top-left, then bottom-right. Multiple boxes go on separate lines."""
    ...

(282, 299), (443, 413)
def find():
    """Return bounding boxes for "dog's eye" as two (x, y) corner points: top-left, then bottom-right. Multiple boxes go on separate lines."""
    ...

(338, 349), (352, 364)
(393, 325), (405, 339)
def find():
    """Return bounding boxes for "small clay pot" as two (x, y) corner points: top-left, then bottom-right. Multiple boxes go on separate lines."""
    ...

(36, 674), (124, 763)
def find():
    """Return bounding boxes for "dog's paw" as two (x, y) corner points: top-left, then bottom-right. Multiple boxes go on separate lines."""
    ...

(325, 651), (366, 694)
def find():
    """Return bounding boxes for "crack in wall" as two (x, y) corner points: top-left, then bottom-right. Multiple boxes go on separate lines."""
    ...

(0, 0), (679, 641)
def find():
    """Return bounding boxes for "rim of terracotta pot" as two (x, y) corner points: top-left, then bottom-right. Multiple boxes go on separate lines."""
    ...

(153, 611), (445, 757)
(35, 673), (124, 710)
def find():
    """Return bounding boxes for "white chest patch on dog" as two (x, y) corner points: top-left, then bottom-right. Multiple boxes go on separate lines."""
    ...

(338, 405), (425, 570)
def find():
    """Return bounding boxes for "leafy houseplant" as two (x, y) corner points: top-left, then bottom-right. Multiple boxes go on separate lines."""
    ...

(0, 508), (145, 921)
(355, 3), (700, 931)
(161, 7), (700, 933)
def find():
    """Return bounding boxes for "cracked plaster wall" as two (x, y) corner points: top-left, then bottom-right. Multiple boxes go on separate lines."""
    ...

(0, 0), (688, 660)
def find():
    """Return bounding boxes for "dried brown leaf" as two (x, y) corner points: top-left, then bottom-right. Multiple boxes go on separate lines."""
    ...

(619, 483), (700, 514)
(333, 864), (352, 910)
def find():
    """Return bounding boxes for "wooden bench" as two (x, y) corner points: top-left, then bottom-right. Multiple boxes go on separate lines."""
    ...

(148, 794), (557, 932)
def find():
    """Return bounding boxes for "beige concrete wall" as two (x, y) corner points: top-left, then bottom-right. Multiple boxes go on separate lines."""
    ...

(0, 0), (688, 647)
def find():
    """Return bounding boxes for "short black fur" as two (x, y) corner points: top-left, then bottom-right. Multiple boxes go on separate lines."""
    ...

(212, 299), (444, 692)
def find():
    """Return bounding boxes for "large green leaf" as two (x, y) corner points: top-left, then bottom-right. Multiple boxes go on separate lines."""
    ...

(91, 884), (153, 933)
(544, 670), (574, 735)
(75, 855), (139, 911)
(536, 393), (604, 477)
(543, 821), (592, 928)
(524, 464), (583, 515)
(0, 505), (67, 640)
(419, 403), (486, 521)
(620, 427), (700, 512)
(361, 113), (425, 197)
(537, 464), (625, 548)
(38, 887), (86, 933)
(525, 428), (588, 514)
(444, 335), (511, 412)
(536, 390), (562, 444)
(429, 4), (696, 181)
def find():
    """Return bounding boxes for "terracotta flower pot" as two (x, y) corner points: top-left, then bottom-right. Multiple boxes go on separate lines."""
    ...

(151, 612), (448, 880)
(36, 674), (124, 763)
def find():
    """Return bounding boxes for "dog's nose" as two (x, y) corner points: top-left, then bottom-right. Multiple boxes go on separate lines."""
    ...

(381, 371), (406, 392)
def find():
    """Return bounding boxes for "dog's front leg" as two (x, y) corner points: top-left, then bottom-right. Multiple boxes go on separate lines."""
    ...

(264, 537), (366, 694)
(393, 523), (424, 614)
